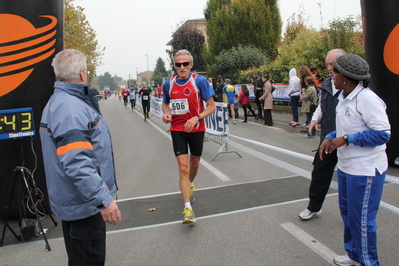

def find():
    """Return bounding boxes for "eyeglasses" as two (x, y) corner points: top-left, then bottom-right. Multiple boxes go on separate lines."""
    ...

(175, 62), (190, 67)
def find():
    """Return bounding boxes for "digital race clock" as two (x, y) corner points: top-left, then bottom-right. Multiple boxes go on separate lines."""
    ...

(0, 107), (36, 140)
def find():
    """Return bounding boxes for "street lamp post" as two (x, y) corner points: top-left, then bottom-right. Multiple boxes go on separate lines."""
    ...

(145, 54), (150, 86)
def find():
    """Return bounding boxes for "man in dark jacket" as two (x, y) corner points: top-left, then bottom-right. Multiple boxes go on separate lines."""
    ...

(254, 71), (264, 120)
(299, 48), (346, 220)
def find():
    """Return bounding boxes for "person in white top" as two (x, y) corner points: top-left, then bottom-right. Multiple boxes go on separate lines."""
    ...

(320, 53), (391, 266)
(286, 68), (301, 126)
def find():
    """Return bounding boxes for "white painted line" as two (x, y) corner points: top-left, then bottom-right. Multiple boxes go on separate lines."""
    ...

(200, 158), (231, 181)
(227, 138), (312, 179)
(146, 114), (231, 182)
(386, 175), (399, 184)
(280, 222), (338, 264)
(229, 134), (314, 161)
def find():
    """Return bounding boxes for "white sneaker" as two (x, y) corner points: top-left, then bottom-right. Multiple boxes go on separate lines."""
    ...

(233, 119), (236, 124)
(299, 208), (322, 220)
(333, 254), (360, 266)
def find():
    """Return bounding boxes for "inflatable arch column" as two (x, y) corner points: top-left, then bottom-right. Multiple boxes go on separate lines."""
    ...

(361, 0), (399, 166)
(0, 1), (64, 215)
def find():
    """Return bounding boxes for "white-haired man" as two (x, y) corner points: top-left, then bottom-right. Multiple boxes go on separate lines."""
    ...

(40, 49), (121, 265)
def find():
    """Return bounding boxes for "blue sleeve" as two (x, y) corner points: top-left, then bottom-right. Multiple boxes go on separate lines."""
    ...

(162, 78), (171, 104)
(350, 130), (391, 147)
(325, 131), (336, 141)
(196, 75), (215, 101)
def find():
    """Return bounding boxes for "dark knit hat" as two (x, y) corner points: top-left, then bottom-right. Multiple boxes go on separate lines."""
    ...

(333, 53), (371, 81)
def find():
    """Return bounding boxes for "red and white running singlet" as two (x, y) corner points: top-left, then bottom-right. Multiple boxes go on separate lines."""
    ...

(168, 74), (205, 132)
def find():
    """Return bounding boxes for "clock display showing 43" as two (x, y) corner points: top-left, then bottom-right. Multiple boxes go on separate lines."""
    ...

(0, 107), (36, 140)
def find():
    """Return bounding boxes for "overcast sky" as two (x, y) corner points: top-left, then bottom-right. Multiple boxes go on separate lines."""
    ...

(75, 0), (361, 80)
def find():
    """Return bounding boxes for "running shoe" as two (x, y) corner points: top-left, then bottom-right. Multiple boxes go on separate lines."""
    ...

(333, 254), (360, 266)
(299, 208), (322, 220)
(233, 119), (236, 124)
(182, 207), (196, 224)
(144, 117), (146, 122)
(190, 185), (196, 203)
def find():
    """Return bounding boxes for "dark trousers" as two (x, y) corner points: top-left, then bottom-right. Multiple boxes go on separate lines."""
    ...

(142, 100), (150, 114)
(263, 109), (273, 126)
(307, 148), (338, 212)
(62, 212), (106, 266)
(242, 104), (256, 121)
(306, 112), (316, 136)
(289, 95), (300, 122)
(130, 99), (136, 109)
(255, 96), (263, 118)
(234, 107), (239, 118)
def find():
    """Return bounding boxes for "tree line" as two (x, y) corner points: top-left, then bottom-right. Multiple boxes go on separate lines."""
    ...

(66, 0), (364, 88)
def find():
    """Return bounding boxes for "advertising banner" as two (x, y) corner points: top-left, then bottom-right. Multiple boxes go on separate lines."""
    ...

(141, 98), (229, 136)
(233, 84), (290, 101)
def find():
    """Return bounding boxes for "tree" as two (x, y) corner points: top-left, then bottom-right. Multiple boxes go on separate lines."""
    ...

(152, 57), (168, 85)
(322, 17), (364, 57)
(204, 0), (282, 66)
(113, 75), (123, 87)
(213, 45), (269, 83)
(268, 28), (325, 82)
(166, 23), (207, 73)
(262, 16), (364, 83)
(65, 0), (105, 81)
(283, 5), (309, 45)
(98, 72), (118, 91)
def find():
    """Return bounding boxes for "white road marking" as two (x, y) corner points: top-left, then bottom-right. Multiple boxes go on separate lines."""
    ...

(280, 222), (338, 264)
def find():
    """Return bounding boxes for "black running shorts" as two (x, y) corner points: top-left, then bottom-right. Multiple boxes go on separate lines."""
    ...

(170, 131), (205, 157)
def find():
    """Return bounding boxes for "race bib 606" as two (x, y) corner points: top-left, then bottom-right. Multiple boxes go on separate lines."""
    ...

(170, 98), (189, 115)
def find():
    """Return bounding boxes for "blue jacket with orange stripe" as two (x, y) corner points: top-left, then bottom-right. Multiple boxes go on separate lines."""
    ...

(40, 81), (117, 221)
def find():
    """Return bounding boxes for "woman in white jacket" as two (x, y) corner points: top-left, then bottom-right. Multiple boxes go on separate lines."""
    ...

(319, 54), (390, 266)
(286, 68), (301, 126)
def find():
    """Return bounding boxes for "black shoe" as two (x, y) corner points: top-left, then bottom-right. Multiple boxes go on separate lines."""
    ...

(243, 120), (247, 123)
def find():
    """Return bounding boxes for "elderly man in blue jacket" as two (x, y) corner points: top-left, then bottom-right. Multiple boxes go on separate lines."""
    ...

(40, 49), (121, 266)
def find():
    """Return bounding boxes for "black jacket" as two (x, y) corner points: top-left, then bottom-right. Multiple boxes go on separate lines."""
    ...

(319, 76), (340, 141)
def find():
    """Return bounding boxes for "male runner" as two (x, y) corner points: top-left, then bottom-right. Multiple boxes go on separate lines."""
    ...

(162, 49), (215, 224)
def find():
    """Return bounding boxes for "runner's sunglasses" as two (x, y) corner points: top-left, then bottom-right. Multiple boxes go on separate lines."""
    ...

(175, 62), (190, 67)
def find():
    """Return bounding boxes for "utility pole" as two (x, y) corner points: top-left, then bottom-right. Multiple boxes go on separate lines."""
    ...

(317, 3), (323, 29)
(145, 54), (150, 86)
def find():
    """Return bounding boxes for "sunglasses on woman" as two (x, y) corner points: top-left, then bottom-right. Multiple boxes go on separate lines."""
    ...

(175, 62), (190, 67)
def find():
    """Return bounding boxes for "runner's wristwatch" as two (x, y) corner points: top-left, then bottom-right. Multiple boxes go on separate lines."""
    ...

(343, 134), (349, 146)
(197, 114), (203, 120)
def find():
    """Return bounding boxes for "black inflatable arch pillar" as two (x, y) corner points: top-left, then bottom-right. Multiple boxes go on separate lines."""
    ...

(0, 0), (64, 215)
(361, 0), (399, 166)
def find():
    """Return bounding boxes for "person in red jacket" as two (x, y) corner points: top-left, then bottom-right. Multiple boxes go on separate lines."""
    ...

(121, 87), (129, 107)
(238, 84), (257, 123)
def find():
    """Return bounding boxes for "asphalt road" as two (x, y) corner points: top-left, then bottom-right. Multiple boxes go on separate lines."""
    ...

(1, 95), (399, 266)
